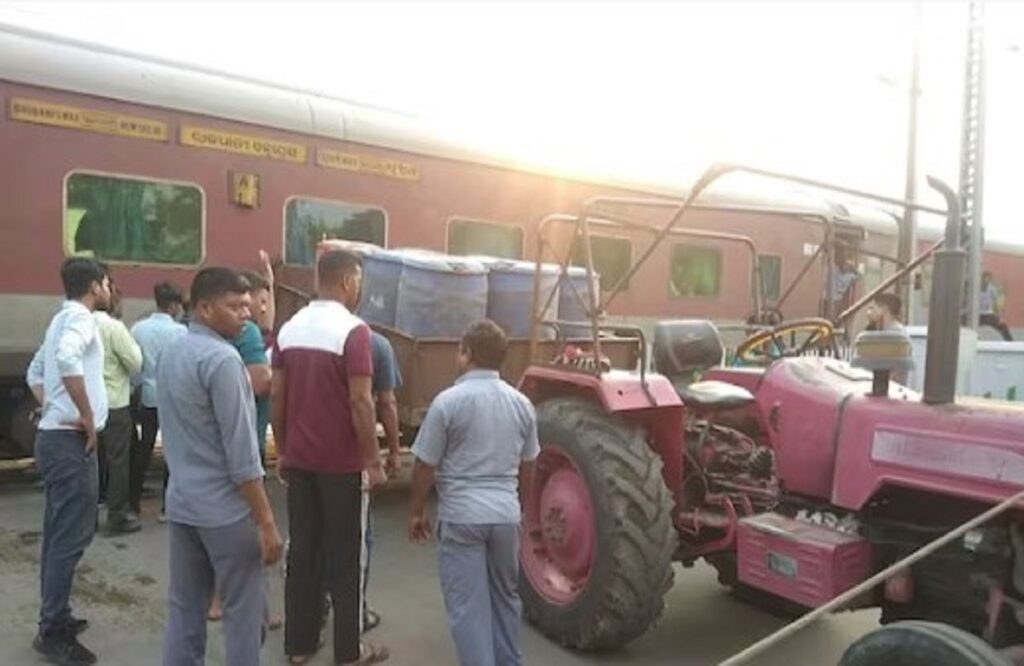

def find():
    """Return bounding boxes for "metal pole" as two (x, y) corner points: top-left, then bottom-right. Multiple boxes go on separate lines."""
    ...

(959, 0), (986, 330)
(923, 177), (965, 405)
(899, 0), (922, 323)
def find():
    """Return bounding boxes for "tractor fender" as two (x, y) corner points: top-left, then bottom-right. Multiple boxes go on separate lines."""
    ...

(518, 365), (682, 414)
(518, 365), (687, 511)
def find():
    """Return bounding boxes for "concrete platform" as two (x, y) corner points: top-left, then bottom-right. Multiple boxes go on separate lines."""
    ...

(0, 471), (880, 665)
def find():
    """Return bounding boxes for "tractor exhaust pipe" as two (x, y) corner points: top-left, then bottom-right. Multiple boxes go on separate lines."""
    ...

(922, 177), (966, 405)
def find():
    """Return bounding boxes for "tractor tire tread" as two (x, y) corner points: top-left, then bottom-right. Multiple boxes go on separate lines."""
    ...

(524, 397), (676, 651)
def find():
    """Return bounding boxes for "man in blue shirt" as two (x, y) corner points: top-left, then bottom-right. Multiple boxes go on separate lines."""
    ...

(362, 331), (402, 633)
(206, 268), (274, 626)
(129, 282), (186, 517)
(158, 267), (283, 666)
(409, 320), (538, 666)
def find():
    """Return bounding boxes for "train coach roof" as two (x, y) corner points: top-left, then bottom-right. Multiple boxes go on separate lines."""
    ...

(0, 23), (899, 234)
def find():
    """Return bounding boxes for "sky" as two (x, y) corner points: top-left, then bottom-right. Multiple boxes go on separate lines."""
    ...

(1, 0), (1022, 241)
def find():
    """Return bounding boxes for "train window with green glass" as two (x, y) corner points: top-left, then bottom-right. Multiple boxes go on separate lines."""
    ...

(670, 245), (722, 297)
(759, 254), (782, 301)
(284, 198), (387, 266)
(64, 172), (204, 265)
(447, 218), (523, 259)
(571, 235), (632, 291)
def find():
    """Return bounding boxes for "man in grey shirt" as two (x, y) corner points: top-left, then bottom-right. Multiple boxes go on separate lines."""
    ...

(409, 320), (538, 666)
(158, 267), (283, 666)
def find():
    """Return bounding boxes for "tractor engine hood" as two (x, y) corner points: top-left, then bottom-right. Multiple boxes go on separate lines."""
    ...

(754, 356), (915, 501)
(757, 356), (1024, 508)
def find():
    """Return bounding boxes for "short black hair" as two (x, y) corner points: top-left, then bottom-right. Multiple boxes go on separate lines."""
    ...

(153, 281), (184, 310)
(460, 320), (508, 370)
(874, 292), (902, 317)
(190, 267), (251, 307)
(317, 250), (362, 288)
(61, 257), (107, 300)
(241, 270), (269, 293)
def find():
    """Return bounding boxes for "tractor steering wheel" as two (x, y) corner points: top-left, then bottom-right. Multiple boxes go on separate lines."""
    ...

(735, 317), (837, 365)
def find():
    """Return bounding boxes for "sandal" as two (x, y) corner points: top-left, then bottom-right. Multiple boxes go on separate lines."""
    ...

(362, 609), (381, 634)
(350, 642), (389, 665)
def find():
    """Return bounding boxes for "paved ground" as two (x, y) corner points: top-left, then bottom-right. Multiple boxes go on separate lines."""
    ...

(0, 467), (882, 666)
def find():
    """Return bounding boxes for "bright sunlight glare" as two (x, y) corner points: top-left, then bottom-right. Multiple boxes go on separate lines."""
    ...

(0, 1), (1021, 240)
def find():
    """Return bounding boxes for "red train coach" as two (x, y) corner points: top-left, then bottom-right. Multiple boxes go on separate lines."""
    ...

(0, 24), (1013, 457)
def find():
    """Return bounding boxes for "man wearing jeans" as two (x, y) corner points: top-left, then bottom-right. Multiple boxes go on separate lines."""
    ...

(27, 257), (112, 665)
(158, 267), (283, 666)
(409, 320), (538, 666)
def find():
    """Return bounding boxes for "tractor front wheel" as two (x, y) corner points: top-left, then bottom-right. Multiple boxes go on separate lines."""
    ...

(520, 398), (677, 651)
(839, 621), (1008, 666)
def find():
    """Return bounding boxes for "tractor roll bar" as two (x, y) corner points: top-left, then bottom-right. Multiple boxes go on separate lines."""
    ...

(528, 210), (765, 365)
(529, 200), (849, 362)
(836, 238), (945, 325)
(530, 164), (960, 379)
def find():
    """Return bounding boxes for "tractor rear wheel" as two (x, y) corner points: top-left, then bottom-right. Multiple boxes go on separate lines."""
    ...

(839, 621), (1008, 666)
(520, 398), (676, 651)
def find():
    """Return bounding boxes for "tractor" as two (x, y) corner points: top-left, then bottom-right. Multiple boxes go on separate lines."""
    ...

(516, 164), (1024, 664)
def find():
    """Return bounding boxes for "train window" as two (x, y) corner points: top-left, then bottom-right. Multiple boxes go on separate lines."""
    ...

(669, 244), (721, 298)
(571, 235), (632, 291)
(284, 198), (387, 266)
(447, 218), (523, 259)
(758, 254), (782, 301)
(64, 172), (204, 265)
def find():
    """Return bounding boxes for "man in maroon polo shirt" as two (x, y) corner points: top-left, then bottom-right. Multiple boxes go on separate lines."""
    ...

(271, 249), (389, 665)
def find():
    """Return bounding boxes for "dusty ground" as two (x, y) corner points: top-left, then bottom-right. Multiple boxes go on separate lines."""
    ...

(0, 466), (881, 665)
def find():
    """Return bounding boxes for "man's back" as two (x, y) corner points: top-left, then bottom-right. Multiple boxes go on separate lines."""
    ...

(273, 300), (372, 474)
(131, 312), (186, 408)
(371, 331), (402, 394)
(95, 311), (142, 409)
(157, 324), (262, 528)
(30, 301), (108, 432)
(412, 369), (538, 525)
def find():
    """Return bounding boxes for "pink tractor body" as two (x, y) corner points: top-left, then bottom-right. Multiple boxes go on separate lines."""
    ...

(515, 167), (1024, 665)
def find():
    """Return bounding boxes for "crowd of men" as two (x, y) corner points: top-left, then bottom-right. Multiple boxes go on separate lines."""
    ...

(26, 250), (539, 666)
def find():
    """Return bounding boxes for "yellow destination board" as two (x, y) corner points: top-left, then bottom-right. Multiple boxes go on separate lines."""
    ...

(317, 148), (420, 181)
(180, 126), (307, 163)
(9, 97), (168, 141)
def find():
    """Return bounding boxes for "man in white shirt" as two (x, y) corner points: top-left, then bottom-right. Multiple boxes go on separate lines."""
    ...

(26, 257), (112, 666)
(865, 292), (910, 385)
(979, 271), (1013, 341)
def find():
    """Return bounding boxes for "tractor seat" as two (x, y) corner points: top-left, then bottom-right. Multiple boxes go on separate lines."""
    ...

(673, 380), (755, 412)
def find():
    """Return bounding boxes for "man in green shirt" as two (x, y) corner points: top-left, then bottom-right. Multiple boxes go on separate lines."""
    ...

(95, 285), (143, 534)
(237, 266), (273, 459)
